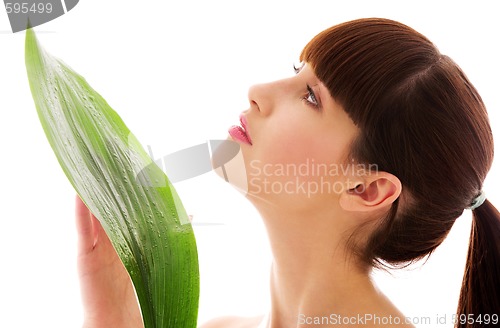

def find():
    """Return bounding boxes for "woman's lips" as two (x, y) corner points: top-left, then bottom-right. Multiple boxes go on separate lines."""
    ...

(228, 114), (252, 145)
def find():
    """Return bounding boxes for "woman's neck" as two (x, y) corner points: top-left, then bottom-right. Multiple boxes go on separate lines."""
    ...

(256, 205), (384, 328)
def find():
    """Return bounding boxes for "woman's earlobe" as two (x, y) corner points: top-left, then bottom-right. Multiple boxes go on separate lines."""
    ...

(339, 172), (401, 212)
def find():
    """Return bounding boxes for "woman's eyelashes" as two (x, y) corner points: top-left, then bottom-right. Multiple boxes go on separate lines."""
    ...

(292, 65), (320, 110)
(293, 62), (304, 74)
(305, 84), (320, 109)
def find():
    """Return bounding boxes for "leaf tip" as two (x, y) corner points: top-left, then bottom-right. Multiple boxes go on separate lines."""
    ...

(25, 26), (38, 63)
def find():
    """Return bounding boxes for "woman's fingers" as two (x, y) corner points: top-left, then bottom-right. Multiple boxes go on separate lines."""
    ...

(75, 194), (115, 254)
(75, 194), (97, 255)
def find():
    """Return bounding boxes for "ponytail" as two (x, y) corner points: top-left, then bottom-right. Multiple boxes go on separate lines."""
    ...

(457, 199), (500, 327)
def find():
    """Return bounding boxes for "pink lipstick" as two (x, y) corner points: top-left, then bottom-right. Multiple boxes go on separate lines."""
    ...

(228, 114), (252, 145)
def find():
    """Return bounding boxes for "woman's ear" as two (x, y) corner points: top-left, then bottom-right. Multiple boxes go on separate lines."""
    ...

(339, 172), (402, 212)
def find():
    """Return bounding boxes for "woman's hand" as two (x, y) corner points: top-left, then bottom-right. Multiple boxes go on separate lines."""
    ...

(75, 195), (143, 328)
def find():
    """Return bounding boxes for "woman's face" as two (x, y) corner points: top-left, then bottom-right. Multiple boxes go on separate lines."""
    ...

(225, 63), (359, 213)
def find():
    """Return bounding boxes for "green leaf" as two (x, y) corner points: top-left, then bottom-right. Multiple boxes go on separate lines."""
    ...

(25, 28), (199, 327)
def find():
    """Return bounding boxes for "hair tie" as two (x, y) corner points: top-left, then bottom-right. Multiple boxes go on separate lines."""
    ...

(469, 191), (486, 210)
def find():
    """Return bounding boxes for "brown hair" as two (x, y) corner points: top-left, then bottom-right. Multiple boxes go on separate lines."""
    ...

(300, 18), (499, 326)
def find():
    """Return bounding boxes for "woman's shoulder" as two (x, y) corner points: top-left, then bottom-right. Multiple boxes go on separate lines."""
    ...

(198, 314), (265, 328)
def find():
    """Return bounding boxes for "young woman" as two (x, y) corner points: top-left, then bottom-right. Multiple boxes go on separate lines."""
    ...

(75, 18), (500, 328)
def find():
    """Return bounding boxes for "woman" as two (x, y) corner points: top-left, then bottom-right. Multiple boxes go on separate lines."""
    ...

(75, 18), (500, 328)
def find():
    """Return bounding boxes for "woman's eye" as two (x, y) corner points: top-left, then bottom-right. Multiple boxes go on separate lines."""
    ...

(305, 85), (319, 108)
(293, 62), (304, 75)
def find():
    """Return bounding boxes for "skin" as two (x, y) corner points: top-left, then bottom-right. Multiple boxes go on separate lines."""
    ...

(76, 64), (414, 328)
(75, 195), (143, 328)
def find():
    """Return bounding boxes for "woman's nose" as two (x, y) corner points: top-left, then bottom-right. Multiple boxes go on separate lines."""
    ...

(247, 82), (275, 116)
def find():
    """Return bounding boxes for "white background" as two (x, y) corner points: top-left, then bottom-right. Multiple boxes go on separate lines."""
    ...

(1, 1), (499, 327)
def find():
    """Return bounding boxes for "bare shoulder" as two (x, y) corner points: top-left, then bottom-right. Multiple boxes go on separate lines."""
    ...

(198, 315), (265, 328)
